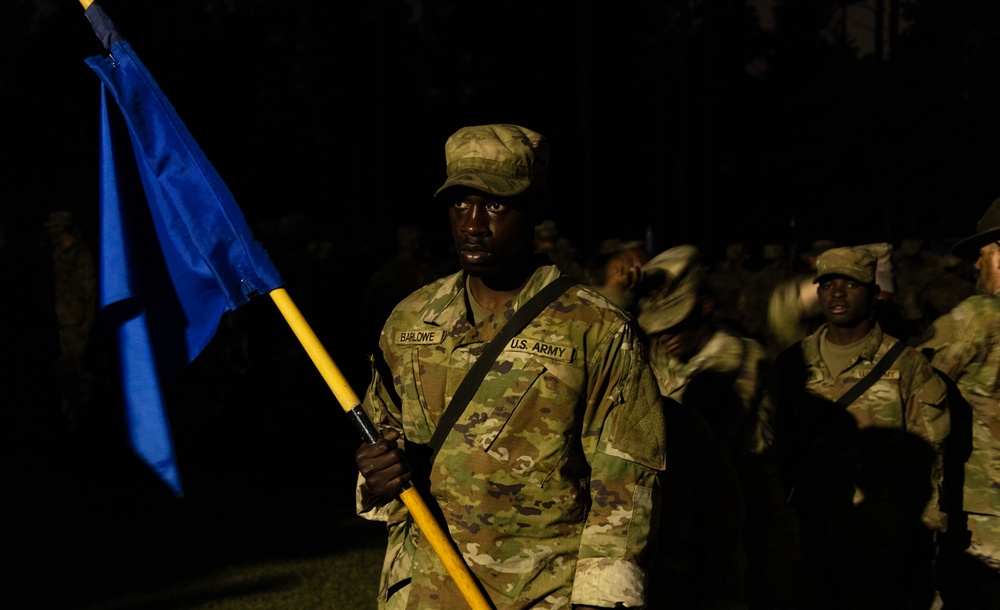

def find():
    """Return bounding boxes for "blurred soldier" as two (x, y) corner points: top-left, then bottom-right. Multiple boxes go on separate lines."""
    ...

(764, 239), (836, 359)
(917, 197), (1000, 608)
(893, 238), (944, 333)
(917, 254), (974, 328)
(45, 210), (97, 431)
(534, 218), (585, 279)
(773, 246), (950, 610)
(636, 244), (792, 610)
(708, 242), (751, 334)
(860, 241), (918, 343)
(353, 124), (666, 610)
(585, 237), (648, 310)
(740, 243), (791, 341)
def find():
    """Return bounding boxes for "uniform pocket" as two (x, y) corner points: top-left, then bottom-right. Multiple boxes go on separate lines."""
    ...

(473, 357), (579, 486)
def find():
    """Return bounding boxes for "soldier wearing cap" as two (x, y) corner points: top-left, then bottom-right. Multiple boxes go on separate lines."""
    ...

(772, 246), (950, 610)
(636, 245), (775, 456)
(353, 124), (666, 610)
(635, 244), (791, 610)
(917, 198), (1000, 606)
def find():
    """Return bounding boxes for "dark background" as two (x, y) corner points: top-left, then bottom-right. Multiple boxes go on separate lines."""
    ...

(6, 0), (1000, 261)
(3, 3), (1000, 605)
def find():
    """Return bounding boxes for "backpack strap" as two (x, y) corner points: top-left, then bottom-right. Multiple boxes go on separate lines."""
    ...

(835, 340), (907, 408)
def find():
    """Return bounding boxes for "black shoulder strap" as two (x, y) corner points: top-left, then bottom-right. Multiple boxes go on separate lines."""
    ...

(835, 340), (907, 408)
(427, 276), (580, 460)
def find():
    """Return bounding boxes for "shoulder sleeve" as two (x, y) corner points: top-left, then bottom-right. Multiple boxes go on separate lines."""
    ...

(898, 349), (950, 531)
(573, 321), (666, 608)
(920, 299), (980, 381)
(595, 323), (667, 470)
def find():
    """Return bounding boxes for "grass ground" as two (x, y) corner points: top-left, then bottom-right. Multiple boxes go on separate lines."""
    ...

(4, 402), (386, 610)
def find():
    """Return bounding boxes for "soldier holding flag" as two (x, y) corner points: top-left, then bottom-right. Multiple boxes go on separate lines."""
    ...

(354, 124), (667, 610)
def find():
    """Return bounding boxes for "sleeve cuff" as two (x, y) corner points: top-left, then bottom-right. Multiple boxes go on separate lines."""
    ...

(570, 557), (646, 608)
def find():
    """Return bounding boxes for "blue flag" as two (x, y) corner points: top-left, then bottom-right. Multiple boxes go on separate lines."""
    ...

(86, 40), (284, 496)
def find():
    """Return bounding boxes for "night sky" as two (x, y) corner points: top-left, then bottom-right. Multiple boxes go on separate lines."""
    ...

(6, 0), (1000, 261)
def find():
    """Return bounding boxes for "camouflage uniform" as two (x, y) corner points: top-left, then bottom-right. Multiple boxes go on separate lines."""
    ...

(773, 322), (950, 609)
(357, 264), (667, 610)
(781, 322), (950, 528)
(650, 328), (774, 456)
(650, 328), (793, 610)
(918, 295), (1000, 571)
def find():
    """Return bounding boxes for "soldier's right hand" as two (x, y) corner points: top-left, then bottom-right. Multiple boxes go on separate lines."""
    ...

(355, 428), (411, 500)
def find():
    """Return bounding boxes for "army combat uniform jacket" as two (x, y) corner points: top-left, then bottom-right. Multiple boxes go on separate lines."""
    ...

(651, 328), (775, 455)
(357, 264), (667, 610)
(775, 323), (950, 530)
(919, 295), (1000, 568)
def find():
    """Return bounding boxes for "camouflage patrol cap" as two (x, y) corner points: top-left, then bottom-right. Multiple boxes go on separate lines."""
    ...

(635, 244), (706, 335)
(952, 197), (1000, 260)
(434, 124), (549, 199)
(814, 246), (877, 284)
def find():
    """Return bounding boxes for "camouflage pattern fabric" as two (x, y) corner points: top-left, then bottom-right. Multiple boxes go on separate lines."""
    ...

(792, 323), (950, 531)
(918, 295), (1000, 569)
(649, 328), (794, 608)
(649, 327), (776, 456)
(357, 264), (667, 610)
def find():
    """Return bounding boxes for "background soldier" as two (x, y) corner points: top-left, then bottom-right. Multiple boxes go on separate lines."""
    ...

(634, 244), (791, 610)
(773, 246), (949, 610)
(917, 197), (1000, 608)
(45, 210), (97, 432)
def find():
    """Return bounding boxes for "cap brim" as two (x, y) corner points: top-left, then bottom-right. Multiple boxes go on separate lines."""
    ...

(434, 169), (532, 199)
(636, 292), (697, 335)
(952, 227), (1000, 260)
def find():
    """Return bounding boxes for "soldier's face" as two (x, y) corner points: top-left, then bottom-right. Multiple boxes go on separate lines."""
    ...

(448, 191), (535, 278)
(975, 242), (1000, 295)
(817, 276), (876, 329)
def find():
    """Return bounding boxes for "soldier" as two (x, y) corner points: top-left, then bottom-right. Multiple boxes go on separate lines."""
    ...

(45, 210), (97, 431)
(353, 124), (667, 610)
(585, 237), (648, 310)
(772, 246), (950, 610)
(740, 243), (792, 341)
(707, 241), (751, 334)
(917, 197), (1000, 608)
(635, 244), (790, 610)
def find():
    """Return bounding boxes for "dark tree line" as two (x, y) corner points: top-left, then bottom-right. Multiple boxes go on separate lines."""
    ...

(5, 0), (1000, 258)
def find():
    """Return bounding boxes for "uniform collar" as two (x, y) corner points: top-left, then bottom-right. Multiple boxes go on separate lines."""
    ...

(418, 263), (563, 327)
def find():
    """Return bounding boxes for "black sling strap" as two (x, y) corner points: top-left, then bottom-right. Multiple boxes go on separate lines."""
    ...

(427, 276), (580, 461)
(835, 340), (907, 407)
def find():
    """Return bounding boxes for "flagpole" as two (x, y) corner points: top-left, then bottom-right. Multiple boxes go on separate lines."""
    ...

(268, 289), (494, 610)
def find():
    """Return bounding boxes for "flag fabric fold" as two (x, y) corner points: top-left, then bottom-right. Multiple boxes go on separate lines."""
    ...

(86, 40), (283, 496)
